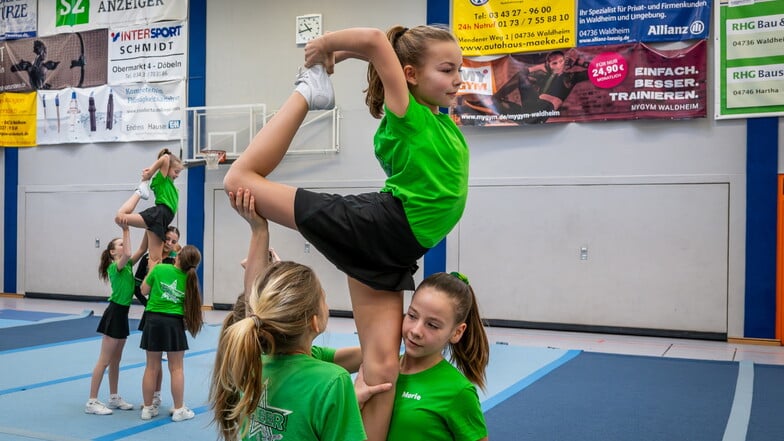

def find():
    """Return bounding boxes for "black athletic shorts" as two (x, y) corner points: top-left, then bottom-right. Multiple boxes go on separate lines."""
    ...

(294, 189), (428, 291)
(139, 204), (174, 242)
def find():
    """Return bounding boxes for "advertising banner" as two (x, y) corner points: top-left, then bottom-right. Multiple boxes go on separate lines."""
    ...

(1, 28), (107, 91)
(715, 0), (784, 119)
(577, 0), (711, 46)
(36, 81), (184, 144)
(0, 90), (35, 146)
(1, 0), (37, 40)
(108, 20), (187, 84)
(453, 0), (576, 56)
(38, 0), (187, 36)
(455, 40), (707, 126)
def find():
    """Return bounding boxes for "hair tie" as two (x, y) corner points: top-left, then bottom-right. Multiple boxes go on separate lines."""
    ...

(393, 27), (408, 46)
(250, 314), (263, 329)
(450, 271), (470, 285)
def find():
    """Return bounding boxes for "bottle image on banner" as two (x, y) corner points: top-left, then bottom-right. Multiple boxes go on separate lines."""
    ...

(68, 91), (80, 138)
(89, 92), (96, 132)
(106, 88), (114, 130)
(41, 94), (47, 133)
(55, 94), (61, 133)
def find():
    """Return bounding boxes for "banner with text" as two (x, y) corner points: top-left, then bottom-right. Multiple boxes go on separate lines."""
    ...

(454, 40), (707, 126)
(0, 91), (35, 146)
(38, 0), (187, 36)
(715, 0), (784, 119)
(577, 0), (711, 46)
(453, 0), (575, 56)
(1, 0), (37, 40)
(36, 81), (184, 144)
(108, 20), (187, 84)
(2, 28), (108, 92)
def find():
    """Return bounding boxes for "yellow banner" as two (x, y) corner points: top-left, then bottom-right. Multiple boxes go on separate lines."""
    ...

(453, 0), (576, 56)
(0, 92), (37, 147)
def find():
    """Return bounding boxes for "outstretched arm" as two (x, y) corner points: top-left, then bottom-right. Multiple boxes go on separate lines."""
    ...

(130, 232), (148, 266)
(334, 346), (363, 373)
(304, 27), (409, 116)
(116, 224), (133, 271)
(230, 187), (269, 317)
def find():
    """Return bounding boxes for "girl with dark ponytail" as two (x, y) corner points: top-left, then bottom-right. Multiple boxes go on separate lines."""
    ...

(86, 223), (146, 415)
(139, 244), (203, 423)
(387, 271), (489, 441)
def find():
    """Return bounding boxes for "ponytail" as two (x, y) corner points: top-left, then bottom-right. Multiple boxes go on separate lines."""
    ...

(211, 316), (275, 440)
(98, 238), (120, 282)
(183, 267), (203, 337)
(450, 285), (489, 391)
(177, 245), (203, 337)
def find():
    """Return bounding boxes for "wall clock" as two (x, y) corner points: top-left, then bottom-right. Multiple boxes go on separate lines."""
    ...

(296, 14), (322, 44)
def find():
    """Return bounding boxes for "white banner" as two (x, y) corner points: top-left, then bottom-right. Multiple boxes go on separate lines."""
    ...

(36, 81), (184, 144)
(108, 20), (187, 84)
(1, 0), (37, 40)
(37, 0), (187, 36)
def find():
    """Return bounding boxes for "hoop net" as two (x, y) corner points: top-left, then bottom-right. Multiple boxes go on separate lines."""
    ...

(202, 150), (226, 170)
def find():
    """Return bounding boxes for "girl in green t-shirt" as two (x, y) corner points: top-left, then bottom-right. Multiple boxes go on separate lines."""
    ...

(211, 188), (390, 441)
(86, 223), (146, 416)
(115, 147), (184, 277)
(139, 244), (204, 423)
(363, 272), (490, 441)
(223, 24), (470, 440)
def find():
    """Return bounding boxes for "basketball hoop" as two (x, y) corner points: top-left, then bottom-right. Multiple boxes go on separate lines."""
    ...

(202, 149), (226, 170)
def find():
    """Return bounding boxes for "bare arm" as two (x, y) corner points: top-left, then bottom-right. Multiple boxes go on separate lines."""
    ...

(116, 225), (132, 270)
(333, 346), (363, 373)
(142, 154), (171, 181)
(305, 28), (409, 116)
(230, 187), (269, 317)
(334, 50), (368, 63)
(354, 365), (394, 410)
(130, 232), (148, 266)
(141, 279), (151, 296)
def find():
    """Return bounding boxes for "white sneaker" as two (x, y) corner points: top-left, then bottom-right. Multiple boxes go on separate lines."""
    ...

(171, 406), (195, 422)
(135, 181), (151, 200)
(140, 405), (159, 420)
(85, 399), (113, 415)
(294, 65), (335, 111)
(108, 395), (134, 410)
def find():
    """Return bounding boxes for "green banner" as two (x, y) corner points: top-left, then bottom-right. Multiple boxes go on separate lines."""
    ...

(716, 0), (784, 119)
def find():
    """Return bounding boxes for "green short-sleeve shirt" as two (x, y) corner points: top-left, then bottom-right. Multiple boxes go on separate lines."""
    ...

(144, 263), (187, 316)
(108, 259), (135, 306)
(374, 95), (469, 248)
(151, 172), (178, 214)
(240, 346), (365, 441)
(388, 359), (487, 441)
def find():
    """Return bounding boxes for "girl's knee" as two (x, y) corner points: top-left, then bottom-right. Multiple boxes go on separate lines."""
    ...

(223, 168), (242, 195)
(365, 357), (400, 384)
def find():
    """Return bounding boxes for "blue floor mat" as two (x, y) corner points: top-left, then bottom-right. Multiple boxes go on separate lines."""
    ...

(485, 352), (740, 441)
(0, 313), (140, 352)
